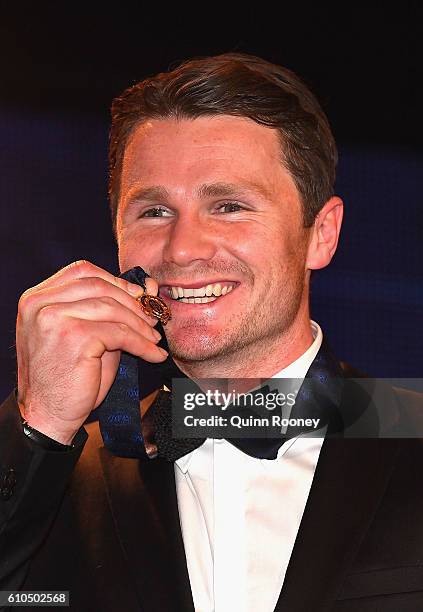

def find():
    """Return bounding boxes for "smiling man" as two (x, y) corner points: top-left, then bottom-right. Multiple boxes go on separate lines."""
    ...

(116, 115), (339, 376)
(1, 53), (423, 612)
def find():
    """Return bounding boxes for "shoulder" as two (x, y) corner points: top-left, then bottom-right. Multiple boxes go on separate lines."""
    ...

(337, 362), (423, 438)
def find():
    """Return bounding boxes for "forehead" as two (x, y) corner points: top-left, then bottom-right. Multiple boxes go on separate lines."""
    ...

(119, 115), (297, 198)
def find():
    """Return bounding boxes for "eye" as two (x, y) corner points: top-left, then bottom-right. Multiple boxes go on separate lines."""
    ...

(215, 201), (245, 214)
(140, 206), (173, 218)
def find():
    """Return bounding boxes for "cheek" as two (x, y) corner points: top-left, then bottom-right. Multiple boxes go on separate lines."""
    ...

(226, 222), (278, 260)
(117, 229), (164, 272)
(231, 223), (293, 274)
(235, 227), (306, 286)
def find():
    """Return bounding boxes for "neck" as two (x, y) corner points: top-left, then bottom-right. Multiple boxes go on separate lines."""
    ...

(174, 314), (314, 380)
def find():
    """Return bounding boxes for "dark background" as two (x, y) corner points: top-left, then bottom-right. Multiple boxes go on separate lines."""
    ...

(1, 4), (422, 399)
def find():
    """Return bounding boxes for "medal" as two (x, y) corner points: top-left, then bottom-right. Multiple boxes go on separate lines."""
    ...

(137, 293), (171, 325)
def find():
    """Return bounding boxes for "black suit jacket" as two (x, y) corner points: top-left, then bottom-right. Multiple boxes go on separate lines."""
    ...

(1, 377), (423, 611)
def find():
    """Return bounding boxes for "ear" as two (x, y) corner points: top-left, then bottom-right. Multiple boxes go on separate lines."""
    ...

(306, 196), (344, 270)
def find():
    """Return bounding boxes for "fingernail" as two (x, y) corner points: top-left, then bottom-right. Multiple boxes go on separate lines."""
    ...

(128, 283), (143, 297)
(152, 329), (162, 341)
(157, 347), (168, 357)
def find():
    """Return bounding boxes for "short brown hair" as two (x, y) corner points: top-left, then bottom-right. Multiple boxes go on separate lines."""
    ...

(109, 53), (338, 228)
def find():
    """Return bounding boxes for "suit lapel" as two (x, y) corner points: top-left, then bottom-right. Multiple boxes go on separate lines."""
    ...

(99, 449), (195, 612)
(274, 392), (402, 611)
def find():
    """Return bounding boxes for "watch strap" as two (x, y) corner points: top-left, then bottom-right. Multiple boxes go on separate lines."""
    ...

(22, 418), (76, 452)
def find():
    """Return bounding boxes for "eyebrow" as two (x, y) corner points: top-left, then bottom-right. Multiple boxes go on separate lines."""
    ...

(196, 181), (271, 200)
(124, 181), (272, 206)
(125, 185), (170, 203)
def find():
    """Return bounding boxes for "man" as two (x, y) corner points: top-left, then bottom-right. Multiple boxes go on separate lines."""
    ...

(1, 53), (423, 611)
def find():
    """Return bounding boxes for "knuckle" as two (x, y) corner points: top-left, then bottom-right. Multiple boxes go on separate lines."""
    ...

(81, 276), (107, 293)
(36, 304), (61, 329)
(18, 290), (42, 318)
(98, 295), (116, 308)
(72, 259), (93, 271)
(66, 259), (97, 277)
(96, 295), (118, 312)
(117, 322), (130, 336)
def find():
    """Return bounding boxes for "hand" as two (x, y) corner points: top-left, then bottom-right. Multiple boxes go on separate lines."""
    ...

(16, 260), (168, 444)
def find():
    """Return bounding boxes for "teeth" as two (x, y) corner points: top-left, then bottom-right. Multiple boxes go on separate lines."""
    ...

(168, 283), (235, 300)
(179, 296), (217, 304)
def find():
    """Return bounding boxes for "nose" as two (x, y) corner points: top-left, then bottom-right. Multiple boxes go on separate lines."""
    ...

(162, 214), (218, 267)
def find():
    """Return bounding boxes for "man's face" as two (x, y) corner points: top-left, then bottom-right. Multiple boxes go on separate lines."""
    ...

(117, 116), (311, 366)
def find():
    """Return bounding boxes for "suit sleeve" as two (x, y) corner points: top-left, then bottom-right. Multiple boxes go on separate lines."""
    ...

(0, 392), (87, 590)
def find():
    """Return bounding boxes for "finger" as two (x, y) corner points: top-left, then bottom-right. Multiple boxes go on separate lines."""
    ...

(145, 276), (159, 297)
(21, 276), (159, 327)
(79, 320), (168, 362)
(22, 260), (149, 300)
(38, 298), (162, 344)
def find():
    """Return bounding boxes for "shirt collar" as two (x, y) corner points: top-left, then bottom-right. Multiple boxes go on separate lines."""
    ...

(271, 320), (323, 380)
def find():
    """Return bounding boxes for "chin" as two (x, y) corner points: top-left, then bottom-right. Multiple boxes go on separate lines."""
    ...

(166, 330), (228, 363)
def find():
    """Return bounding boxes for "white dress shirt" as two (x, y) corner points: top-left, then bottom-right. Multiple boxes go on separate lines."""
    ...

(175, 321), (325, 612)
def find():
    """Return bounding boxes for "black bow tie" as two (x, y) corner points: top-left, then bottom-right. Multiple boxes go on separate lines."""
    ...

(145, 382), (293, 461)
(97, 267), (347, 462)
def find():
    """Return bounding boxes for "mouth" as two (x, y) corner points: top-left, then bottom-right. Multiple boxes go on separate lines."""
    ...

(162, 281), (237, 304)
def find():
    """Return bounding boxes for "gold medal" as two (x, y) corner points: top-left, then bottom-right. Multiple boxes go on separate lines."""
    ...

(137, 293), (171, 325)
